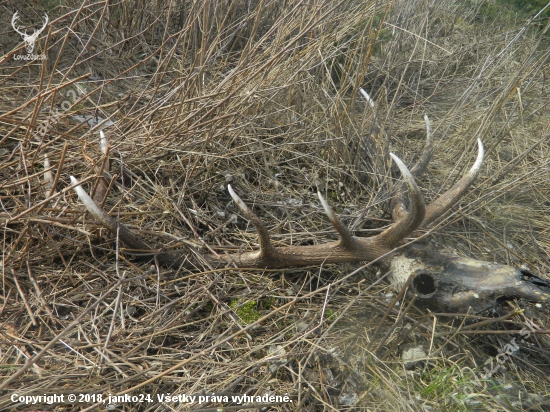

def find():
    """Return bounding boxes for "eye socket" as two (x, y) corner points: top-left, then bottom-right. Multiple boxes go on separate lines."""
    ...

(413, 271), (436, 296)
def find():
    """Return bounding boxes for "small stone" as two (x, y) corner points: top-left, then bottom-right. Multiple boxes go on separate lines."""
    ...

(328, 347), (342, 357)
(339, 393), (358, 406)
(295, 321), (309, 332)
(402, 346), (427, 370)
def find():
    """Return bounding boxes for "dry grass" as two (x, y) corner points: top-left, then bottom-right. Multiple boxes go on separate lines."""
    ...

(1, 0), (549, 410)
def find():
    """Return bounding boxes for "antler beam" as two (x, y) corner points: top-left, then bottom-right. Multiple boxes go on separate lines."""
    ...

(68, 128), (483, 271)
(70, 150), (433, 269)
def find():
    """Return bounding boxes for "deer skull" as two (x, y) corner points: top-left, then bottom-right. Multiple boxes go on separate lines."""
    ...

(390, 244), (550, 312)
(12, 11), (49, 54)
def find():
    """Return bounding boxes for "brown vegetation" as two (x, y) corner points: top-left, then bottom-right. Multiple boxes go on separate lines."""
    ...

(1, 0), (549, 410)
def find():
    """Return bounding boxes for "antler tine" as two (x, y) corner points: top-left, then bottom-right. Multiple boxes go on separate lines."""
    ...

(93, 131), (110, 204)
(44, 154), (54, 197)
(41, 14), (49, 31)
(410, 115), (434, 177)
(11, 12), (24, 36)
(380, 153), (425, 248)
(72, 176), (193, 268)
(228, 184), (273, 253)
(317, 191), (355, 248)
(423, 138), (484, 226)
(71, 176), (152, 253)
(391, 115), (433, 223)
(99, 130), (108, 155)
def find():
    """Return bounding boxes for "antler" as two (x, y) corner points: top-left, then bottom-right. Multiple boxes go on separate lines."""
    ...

(68, 128), (483, 270)
(11, 11), (49, 36)
(391, 115), (484, 227)
(69, 139), (431, 268)
(423, 138), (484, 225)
(36, 14), (49, 36)
(11, 12), (26, 37)
(11, 11), (48, 53)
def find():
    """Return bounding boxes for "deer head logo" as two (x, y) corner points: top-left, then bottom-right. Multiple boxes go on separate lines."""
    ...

(11, 11), (49, 54)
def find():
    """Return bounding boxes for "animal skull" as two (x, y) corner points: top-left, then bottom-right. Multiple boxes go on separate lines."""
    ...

(11, 11), (49, 54)
(391, 244), (550, 312)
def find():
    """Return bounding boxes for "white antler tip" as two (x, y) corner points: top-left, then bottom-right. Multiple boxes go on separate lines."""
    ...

(359, 87), (375, 108)
(424, 114), (431, 129)
(318, 190), (337, 220)
(477, 138), (484, 153)
(389, 153), (416, 184)
(228, 184), (248, 212)
(99, 131), (108, 154)
(317, 191), (329, 211)
(227, 184), (236, 198)
(70, 175), (106, 219)
(473, 139), (484, 171)
(70, 175), (86, 196)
